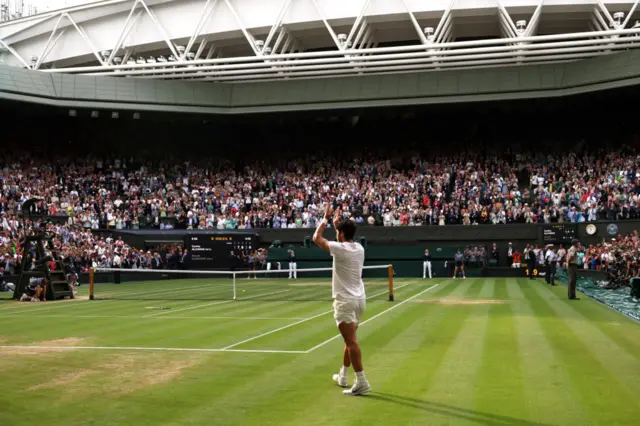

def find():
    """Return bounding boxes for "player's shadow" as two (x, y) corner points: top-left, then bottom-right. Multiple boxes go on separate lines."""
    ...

(368, 393), (551, 426)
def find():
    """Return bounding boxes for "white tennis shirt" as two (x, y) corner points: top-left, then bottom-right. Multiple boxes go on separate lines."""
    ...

(329, 241), (365, 300)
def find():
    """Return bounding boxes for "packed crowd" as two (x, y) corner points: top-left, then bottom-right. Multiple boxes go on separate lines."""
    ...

(585, 231), (640, 287)
(0, 216), (187, 276)
(1, 144), (638, 232)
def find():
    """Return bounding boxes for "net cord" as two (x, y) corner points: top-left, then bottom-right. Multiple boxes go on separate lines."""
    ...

(92, 265), (393, 275)
(89, 265), (394, 302)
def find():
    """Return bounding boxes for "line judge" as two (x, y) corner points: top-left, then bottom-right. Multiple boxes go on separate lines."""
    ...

(565, 239), (582, 300)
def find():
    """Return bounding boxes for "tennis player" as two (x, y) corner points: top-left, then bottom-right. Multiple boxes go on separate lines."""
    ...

(312, 204), (371, 396)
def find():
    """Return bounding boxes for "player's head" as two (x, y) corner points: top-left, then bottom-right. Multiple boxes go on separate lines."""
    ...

(336, 220), (356, 242)
(425, 249), (429, 254)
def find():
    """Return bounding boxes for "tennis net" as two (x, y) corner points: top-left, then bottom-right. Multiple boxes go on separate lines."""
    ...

(89, 265), (395, 302)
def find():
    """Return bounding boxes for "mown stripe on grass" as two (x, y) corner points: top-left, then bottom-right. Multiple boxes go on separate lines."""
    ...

(271, 281), (460, 426)
(545, 283), (640, 361)
(508, 279), (588, 425)
(524, 280), (640, 425)
(365, 280), (494, 426)
(415, 279), (495, 426)
(474, 279), (528, 423)
(154, 282), (457, 426)
(531, 282), (640, 404)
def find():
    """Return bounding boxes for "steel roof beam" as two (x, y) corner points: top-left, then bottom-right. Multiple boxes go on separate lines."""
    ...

(138, 0), (179, 59)
(46, 26), (640, 75)
(34, 14), (64, 69)
(183, 0), (218, 61)
(623, 0), (640, 28)
(401, 0), (428, 45)
(108, 2), (142, 65)
(434, 0), (455, 43)
(82, 36), (640, 81)
(263, 0), (291, 54)
(222, 0), (259, 55)
(64, 12), (104, 66)
(0, 38), (29, 67)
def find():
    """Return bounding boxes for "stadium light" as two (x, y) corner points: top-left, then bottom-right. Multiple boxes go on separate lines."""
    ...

(187, 52), (195, 60)
(337, 33), (347, 47)
(69, 109), (77, 117)
(147, 56), (156, 63)
(91, 111), (99, 118)
(168, 55), (176, 62)
(101, 50), (110, 61)
(113, 57), (122, 65)
(126, 58), (136, 66)
(157, 56), (167, 63)
(30, 55), (37, 66)
(136, 57), (145, 64)
(516, 20), (527, 35)
(424, 27), (435, 42)
(133, 112), (140, 119)
(111, 112), (119, 119)
(255, 40), (265, 51)
(613, 12), (625, 28)
(176, 45), (186, 56)
(263, 47), (272, 55)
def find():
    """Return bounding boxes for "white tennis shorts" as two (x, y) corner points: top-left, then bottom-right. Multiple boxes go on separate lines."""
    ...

(333, 298), (366, 326)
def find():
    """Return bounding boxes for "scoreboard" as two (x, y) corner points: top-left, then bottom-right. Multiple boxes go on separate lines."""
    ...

(185, 233), (258, 269)
(541, 224), (577, 244)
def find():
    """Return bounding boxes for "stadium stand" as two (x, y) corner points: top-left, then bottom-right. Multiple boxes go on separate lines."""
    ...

(1, 94), (639, 282)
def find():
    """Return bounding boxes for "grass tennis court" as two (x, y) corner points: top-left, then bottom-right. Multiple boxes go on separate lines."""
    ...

(1, 277), (640, 425)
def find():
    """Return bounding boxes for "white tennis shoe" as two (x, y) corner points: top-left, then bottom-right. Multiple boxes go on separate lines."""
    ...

(343, 381), (371, 396)
(332, 373), (348, 388)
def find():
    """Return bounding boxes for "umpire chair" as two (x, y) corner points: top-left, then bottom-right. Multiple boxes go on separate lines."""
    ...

(12, 199), (74, 301)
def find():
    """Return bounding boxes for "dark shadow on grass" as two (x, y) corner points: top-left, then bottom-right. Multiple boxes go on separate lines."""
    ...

(368, 392), (552, 426)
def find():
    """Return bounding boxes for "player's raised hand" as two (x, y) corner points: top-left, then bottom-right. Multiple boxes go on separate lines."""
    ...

(324, 203), (333, 221)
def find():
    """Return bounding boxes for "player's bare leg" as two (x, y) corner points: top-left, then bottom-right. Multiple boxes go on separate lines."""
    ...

(333, 345), (350, 387)
(338, 322), (370, 396)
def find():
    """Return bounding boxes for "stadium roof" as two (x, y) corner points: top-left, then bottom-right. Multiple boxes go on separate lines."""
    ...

(1, 0), (640, 83)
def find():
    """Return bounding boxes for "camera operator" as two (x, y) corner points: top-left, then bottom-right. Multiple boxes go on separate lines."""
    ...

(19, 277), (48, 302)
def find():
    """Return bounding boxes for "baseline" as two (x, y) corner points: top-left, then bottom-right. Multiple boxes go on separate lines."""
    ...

(0, 345), (305, 354)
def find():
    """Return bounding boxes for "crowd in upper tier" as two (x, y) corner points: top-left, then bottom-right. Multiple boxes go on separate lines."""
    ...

(1, 145), (638, 231)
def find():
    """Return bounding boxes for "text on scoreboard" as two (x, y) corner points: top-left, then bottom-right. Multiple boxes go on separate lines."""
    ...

(185, 233), (257, 269)
(541, 224), (577, 244)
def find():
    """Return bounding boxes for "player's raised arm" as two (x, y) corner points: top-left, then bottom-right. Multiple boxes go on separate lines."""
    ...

(312, 204), (333, 253)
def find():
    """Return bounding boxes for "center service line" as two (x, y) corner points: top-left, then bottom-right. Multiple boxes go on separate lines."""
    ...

(222, 283), (413, 350)
(305, 282), (440, 353)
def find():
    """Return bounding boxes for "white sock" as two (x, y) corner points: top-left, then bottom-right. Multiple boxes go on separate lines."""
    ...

(340, 366), (348, 377)
(355, 371), (366, 383)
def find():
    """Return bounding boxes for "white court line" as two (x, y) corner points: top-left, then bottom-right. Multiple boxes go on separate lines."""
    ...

(0, 314), (306, 320)
(305, 282), (441, 353)
(0, 345), (305, 354)
(142, 289), (291, 317)
(222, 309), (334, 350)
(0, 299), (114, 316)
(221, 282), (413, 350)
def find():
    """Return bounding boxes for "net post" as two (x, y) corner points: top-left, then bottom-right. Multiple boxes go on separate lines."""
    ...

(388, 265), (394, 302)
(233, 272), (237, 300)
(89, 267), (95, 300)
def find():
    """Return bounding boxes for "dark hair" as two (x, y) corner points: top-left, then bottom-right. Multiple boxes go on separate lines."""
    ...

(336, 220), (357, 241)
